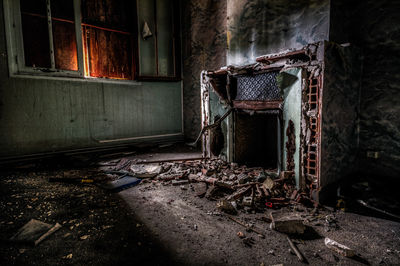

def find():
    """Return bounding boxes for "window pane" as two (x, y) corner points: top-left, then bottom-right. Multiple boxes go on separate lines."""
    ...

(156, 0), (174, 76)
(20, 0), (47, 16)
(21, 13), (51, 68)
(83, 0), (133, 31)
(86, 27), (132, 79)
(50, 0), (74, 20)
(52, 20), (78, 70)
(137, 0), (157, 76)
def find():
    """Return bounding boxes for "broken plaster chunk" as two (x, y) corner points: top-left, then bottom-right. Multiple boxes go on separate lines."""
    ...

(242, 196), (253, 207)
(10, 219), (62, 246)
(263, 177), (275, 190)
(324, 237), (355, 257)
(217, 200), (237, 215)
(130, 164), (162, 178)
(270, 212), (306, 235)
(205, 185), (220, 200)
(237, 173), (248, 184)
(193, 182), (207, 197)
(237, 231), (245, 238)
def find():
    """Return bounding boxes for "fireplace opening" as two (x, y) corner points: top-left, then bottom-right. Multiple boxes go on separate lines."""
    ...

(234, 111), (279, 169)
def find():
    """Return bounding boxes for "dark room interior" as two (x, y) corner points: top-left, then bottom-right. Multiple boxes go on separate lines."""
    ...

(0, 0), (399, 265)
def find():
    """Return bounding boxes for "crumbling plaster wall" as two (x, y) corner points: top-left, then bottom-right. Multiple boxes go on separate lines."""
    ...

(227, 0), (330, 65)
(281, 68), (303, 186)
(181, 0), (227, 141)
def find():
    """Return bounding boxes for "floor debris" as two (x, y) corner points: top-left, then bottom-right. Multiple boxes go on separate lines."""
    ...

(130, 164), (163, 178)
(237, 231), (245, 238)
(324, 237), (355, 257)
(242, 237), (255, 247)
(270, 212), (306, 235)
(3, 145), (399, 265)
(10, 219), (61, 246)
(122, 158), (306, 215)
(227, 216), (265, 237)
(287, 236), (305, 262)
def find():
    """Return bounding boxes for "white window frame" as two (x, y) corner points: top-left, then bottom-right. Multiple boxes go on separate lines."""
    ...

(3, 0), (85, 78)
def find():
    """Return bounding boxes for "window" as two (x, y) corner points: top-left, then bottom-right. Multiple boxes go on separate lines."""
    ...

(137, 0), (180, 80)
(3, 0), (180, 81)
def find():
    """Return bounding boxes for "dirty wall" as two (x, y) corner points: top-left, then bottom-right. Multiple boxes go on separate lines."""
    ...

(181, 0), (227, 141)
(356, 0), (400, 179)
(227, 0), (330, 65)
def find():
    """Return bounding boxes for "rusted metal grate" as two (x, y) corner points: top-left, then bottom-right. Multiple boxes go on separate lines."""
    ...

(235, 71), (280, 101)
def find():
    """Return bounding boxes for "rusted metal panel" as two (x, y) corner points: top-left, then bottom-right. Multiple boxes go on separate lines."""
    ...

(232, 100), (282, 110)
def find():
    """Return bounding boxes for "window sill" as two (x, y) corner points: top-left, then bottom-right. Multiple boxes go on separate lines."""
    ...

(138, 76), (182, 82)
(9, 73), (143, 86)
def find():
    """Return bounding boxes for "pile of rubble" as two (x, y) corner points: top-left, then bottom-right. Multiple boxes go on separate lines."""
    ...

(127, 158), (315, 215)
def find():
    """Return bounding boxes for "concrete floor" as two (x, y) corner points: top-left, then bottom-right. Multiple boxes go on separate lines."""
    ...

(1, 145), (400, 265)
(121, 180), (400, 265)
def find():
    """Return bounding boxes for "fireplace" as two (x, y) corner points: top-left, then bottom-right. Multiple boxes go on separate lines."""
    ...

(201, 41), (362, 201)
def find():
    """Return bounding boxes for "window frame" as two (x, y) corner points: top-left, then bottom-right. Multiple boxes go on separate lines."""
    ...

(3, 0), (180, 82)
(4, 0), (85, 78)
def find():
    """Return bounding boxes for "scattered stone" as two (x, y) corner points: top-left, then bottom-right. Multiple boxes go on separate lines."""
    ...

(263, 177), (275, 190)
(256, 171), (267, 183)
(242, 237), (255, 247)
(80, 235), (89, 240)
(237, 173), (248, 184)
(216, 200), (237, 215)
(242, 196), (253, 206)
(237, 231), (245, 238)
(324, 237), (355, 257)
(268, 249), (275, 255)
(19, 249), (26, 254)
(130, 164), (163, 178)
(63, 253), (73, 259)
(270, 212), (305, 235)
(10, 219), (61, 246)
(205, 185), (220, 200)
(193, 183), (207, 197)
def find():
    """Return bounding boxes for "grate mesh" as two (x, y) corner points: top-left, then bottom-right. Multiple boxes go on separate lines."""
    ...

(235, 71), (280, 101)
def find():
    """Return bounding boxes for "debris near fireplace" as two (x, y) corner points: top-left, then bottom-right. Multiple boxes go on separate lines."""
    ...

(129, 158), (315, 214)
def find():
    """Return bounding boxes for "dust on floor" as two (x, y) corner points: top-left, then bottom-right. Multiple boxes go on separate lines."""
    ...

(1, 148), (400, 265)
